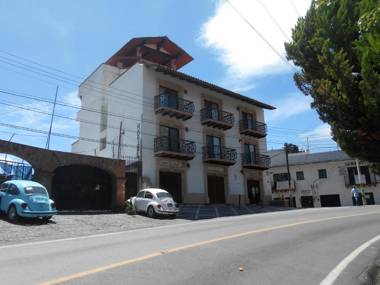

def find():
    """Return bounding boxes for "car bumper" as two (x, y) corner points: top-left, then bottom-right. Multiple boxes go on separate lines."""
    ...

(20, 210), (57, 218)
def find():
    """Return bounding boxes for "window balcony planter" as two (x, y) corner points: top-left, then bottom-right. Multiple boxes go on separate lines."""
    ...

(200, 108), (234, 130)
(154, 136), (196, 160)
(239, 120), (267, 138)
(241, 153), (270, 170)
(202, 146), (237, 166)
(154, 93), (194, 120)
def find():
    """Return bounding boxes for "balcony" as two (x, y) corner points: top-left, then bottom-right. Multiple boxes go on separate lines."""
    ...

(154, 136), (196, 160)
(203, 146), (237, 166)
(200, 108), (234, 130)
(239, 120), (267, 138)
(241, 153), (270, 170)
(154, 93), (194, 120)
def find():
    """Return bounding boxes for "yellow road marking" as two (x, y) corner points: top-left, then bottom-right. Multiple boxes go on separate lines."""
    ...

(39, 211), (380, 285)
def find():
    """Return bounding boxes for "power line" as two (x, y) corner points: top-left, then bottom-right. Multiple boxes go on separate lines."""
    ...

(256, 0), (291, 42)
(289, 0), (301, 17)
(225, 0), (296, 71)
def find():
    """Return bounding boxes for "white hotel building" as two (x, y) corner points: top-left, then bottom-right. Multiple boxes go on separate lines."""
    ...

(72, 37), (275, 205)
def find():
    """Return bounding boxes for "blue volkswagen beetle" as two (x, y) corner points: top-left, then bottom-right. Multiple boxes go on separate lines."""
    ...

(0, 180), (57, 221)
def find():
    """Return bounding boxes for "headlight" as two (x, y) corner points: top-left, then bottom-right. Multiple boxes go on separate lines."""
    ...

(156, 204), (162, 209)
(21, 203), (28, 209)
(51, 202), (56, 208)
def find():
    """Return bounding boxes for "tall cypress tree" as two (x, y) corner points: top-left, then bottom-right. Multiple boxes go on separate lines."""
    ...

(285, 0), (380, 166)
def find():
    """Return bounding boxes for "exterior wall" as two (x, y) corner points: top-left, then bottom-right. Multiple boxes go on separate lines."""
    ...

(264, 159), (380, 207)
(72, 63), (144, 159)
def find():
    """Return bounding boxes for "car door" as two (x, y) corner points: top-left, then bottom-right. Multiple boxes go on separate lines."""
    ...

(3, 184), (19, 211)
(134, 191), (145, 211)
(0, 183), (9, 211)
(142, 191), (154, 212)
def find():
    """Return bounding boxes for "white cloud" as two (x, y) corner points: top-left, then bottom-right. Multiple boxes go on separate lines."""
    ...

(0, 100), (75, 133)
(64, 90), (81, 106)
(200, 0), (311, 79)
(265, 93), (312, 123)
(300, 124), (332, 140)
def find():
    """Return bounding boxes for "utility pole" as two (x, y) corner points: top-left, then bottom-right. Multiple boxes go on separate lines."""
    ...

(46, 86), (59, 149)
(284, 143), (292, 207)
(306, 137), (310, 152)
(117, 121), (123, 159)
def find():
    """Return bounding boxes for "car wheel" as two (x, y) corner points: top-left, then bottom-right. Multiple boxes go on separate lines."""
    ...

(147, 206), (156, 218)
(43, 216), (52, 222)
(8, 205), (18, 222)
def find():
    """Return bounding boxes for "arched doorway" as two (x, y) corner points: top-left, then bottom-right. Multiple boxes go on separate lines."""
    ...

(52, 165), (113, 210)
(0, 153), (34, 183)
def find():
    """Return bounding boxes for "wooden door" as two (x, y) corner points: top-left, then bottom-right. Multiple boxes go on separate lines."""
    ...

(159, 172), (182, 203)
(207, 175), (225, 204)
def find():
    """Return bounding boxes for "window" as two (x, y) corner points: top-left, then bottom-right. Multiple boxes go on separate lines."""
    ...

(0, 183), (8, 192)
(296, 171), (304, 180)
(318, 169), (327, 179)
(242, 112), (255, 129)
(160, 125), (179, 151)
(159, 86), (178, 109)
(145, 192), (153, 199)
(137, 191), (145, 198)
(7, 184), (19, 195)
(205, 100), (220, 120)
(273, 173), (289, 182)
(24, 186), (47, 196)
(157, 192), (172, 199)
(347, 166), (372, 185)
(206, 135), (222, 159)
(244, 144), (257, 164)
(99, 137), (107, 151)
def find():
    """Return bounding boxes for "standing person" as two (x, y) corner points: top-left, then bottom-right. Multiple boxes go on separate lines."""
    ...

(351, 185), (360, 206)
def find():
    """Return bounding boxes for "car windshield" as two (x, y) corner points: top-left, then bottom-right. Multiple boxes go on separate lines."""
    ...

(157, 192), (172, 199)
(24, 186), (48, 196)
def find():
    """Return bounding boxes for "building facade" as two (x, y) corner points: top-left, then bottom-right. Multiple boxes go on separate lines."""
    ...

(72, 36), (275, 205)
(264, 150), (380, 207)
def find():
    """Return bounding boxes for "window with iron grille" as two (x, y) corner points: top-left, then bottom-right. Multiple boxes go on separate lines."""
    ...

(296, 171), (304, 180)
(318, 169), (327, 179)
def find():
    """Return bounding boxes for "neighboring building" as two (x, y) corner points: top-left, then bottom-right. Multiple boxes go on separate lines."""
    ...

(264, 150), (380, 207)
(72, 36), (275, 205)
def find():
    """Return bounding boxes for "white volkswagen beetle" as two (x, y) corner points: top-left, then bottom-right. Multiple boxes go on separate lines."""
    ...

(127, 188), (179, 218)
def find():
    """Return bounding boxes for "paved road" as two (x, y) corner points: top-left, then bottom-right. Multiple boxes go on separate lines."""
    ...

(1, 206), (380, 285)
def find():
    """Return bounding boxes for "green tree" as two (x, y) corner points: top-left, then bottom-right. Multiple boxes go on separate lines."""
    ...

(285, 0), (380, 165)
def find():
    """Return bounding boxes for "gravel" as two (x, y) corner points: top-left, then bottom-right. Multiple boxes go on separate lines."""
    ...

(0, 213), (188, 246)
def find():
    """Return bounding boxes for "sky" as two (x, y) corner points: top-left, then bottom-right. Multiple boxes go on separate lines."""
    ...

(0, 0), (339, 160)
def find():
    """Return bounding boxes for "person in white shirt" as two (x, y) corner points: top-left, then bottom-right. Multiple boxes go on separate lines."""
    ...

(351, 185), (360, 206)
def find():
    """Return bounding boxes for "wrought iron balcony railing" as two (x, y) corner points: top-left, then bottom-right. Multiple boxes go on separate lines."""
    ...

(241, 152), (270, 169)
(200, 108), (234, 130)
(154, 93), (194, 120)
(202, 145), (237, 165)
(239, 119), (267, 137)
(154, 136), (196, 160)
